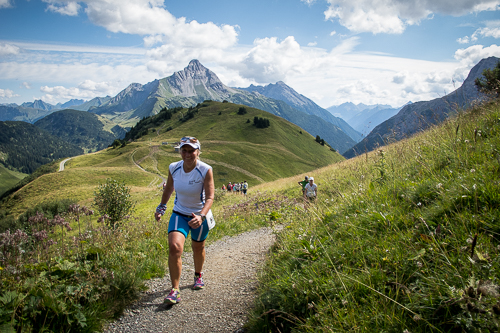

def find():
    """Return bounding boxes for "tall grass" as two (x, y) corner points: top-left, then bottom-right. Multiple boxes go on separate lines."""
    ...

(239, 99), (500, 332)
(0, 205), (170, 332)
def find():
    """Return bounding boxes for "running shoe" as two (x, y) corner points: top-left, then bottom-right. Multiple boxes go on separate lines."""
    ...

(164, 288), (181, 304)
(193, 273), (205, 290)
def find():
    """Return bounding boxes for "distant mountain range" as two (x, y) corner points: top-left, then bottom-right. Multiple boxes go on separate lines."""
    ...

(2, 57), (498, 163)
(326, 102), (406, 137)
(1, 60), (360, 154)
(343, 56), (499, 158)
(327, 102), (392, 120)
(85, 60), (360, 153)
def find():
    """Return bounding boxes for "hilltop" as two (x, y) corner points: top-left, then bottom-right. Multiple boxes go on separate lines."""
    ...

(0, 100), (343, 218)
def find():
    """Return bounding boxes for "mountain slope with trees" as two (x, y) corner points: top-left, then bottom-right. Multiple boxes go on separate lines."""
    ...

(0, 121), (83, 174)
(34, 109), (127, 152)
(238, 81), (363, 142)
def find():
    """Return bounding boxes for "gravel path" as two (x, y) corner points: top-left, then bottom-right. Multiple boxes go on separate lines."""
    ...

(104, 227), (277, 333)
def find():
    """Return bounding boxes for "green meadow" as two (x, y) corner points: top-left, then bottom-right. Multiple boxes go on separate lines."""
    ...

(0, 164), (26, 197)
(1, 98), (499, 332)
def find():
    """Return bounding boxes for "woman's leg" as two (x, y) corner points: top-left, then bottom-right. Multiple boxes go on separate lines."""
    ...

(191, 239), (206, 273)
(168, 231), (186, 289)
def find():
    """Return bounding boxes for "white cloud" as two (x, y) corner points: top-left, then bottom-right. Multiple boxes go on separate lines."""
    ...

(40, 79), (116, 101)
(239, 36), (312, 83)
(459, 20), (500, 44)
(476, 27), (500, 38)
(43, 0), (239, 50)
(392, 72), (407, 84)
(323, 0), (500, 34)
(21, 82), (31, 89)
(0, 0), (12, 9)
(43, 0), (80, 16)
(0, 88), (19, 99)
(0, 58), (157, 101)
(0, 43), (20, 56)
(454, 44), (500, 67)
(308, 42), (318, 46)
(301, 0), (316, 4)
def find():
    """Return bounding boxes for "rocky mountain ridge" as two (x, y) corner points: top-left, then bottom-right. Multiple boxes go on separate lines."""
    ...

(86, 59), (358, 153)
(343, 56), (499, 158)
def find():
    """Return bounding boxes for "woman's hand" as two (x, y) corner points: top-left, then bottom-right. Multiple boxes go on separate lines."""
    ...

(188, 213), (203, 229)
(154, 212), (162, 221)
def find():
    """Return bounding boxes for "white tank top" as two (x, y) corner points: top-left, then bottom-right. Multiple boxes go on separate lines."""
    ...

(170, 160), (212, 215)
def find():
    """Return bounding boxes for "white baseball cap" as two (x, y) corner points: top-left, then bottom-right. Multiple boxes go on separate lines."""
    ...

(179, 136), (200, 150)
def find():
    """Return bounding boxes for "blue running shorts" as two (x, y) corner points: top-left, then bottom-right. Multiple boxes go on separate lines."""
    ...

(168, 211), (209, 242)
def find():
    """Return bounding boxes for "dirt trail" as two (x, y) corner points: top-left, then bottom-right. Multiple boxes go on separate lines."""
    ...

(104, 227), (277, 333)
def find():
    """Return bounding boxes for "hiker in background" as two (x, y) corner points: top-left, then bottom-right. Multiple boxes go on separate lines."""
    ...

(234, 181), (240, 194)
(298, 176), (309, 196)
(227, 182), (233, 193)
(222, 184), (226, 191)
(304, 176), (317, 201)
(242, 180), (248, 195)
(155, 136), (214, 305)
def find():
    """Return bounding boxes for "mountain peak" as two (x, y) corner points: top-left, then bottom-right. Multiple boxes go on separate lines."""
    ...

(187, 59), (204, 70)
(165, 60), (235, 98)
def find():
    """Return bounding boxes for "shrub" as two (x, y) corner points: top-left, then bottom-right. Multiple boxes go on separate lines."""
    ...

(93, 179), (135, 228)
(475, 60), (500, 98)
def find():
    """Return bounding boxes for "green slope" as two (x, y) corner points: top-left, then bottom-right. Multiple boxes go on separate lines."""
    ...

(0, 101), (344, 218)
(0, 164), (27, 197)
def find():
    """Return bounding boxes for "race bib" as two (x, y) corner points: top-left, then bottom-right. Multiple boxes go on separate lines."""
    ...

(206, 209), (216, 230)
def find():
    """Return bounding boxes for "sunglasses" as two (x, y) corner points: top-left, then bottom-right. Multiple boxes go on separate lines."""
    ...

(180, 136), (198, 143)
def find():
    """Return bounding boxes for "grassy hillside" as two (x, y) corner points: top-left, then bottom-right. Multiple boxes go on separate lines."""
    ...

(227, 99), (500, 332)
(0, 101), (343, 218)
(1, 93), (499, 332)
(0, 164), (26, 197)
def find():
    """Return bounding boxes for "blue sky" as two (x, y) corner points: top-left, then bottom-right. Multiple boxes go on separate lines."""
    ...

(0, 0), (499, 109)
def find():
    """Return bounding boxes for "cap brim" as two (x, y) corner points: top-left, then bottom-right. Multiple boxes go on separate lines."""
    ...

(180, 142), (200, 149)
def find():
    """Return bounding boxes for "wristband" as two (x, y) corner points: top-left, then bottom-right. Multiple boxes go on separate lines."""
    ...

(156, 203), (167, 215)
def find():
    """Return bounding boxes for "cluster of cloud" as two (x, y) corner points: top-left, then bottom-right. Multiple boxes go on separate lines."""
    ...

(0, 43), (20, 56)
(40, 80), (119, 104)
(1, 0), (499, 108)
(0, 0), (11, 9)
(458, 20), (500, 44)
(0, 88), (18, 99)
(321, 0), (500, 34)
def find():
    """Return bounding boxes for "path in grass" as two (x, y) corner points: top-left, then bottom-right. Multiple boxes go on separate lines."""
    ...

(104, 227), (276, 333)
(59, 158), (72, 172)
(131, 147), (167, 186)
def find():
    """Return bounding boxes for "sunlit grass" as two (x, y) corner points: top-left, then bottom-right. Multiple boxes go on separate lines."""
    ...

(240, 99), (500, 332)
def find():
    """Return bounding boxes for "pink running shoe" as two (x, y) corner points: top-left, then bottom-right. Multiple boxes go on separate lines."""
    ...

(164, 288), (181, 304)
(193, 273), (205, 290)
